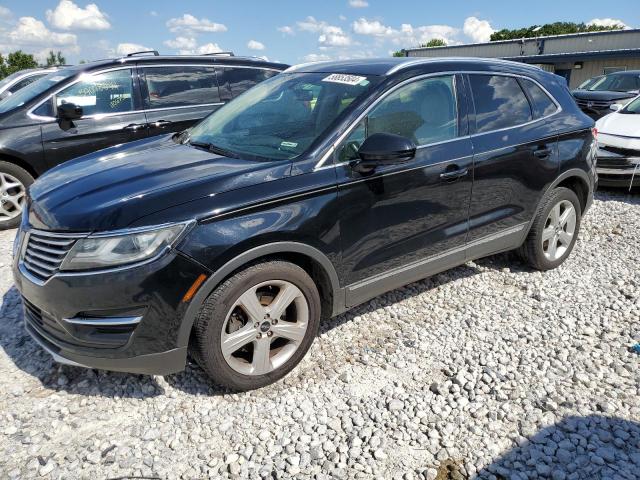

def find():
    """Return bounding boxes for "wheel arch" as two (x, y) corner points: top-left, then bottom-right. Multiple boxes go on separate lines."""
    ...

(0, 152), (39, 179)
(177, 241), (345, 348)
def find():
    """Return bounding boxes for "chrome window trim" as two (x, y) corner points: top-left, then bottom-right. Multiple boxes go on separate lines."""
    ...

(313, 70), (562, 171)
(26, 63), (280, 122)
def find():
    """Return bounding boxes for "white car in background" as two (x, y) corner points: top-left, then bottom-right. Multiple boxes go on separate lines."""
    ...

(595, 95), (640, 189)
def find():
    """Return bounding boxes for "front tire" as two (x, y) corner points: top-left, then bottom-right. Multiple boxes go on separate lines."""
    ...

(0, 161), (32, 230)
(192, 260), (321, 391)
(519, 187), (581, 271)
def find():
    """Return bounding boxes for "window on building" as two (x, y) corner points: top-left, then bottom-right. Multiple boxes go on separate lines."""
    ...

(142, 66), (220, 109)
(520, 78), (558, 118)
(469, 74), (532, 133)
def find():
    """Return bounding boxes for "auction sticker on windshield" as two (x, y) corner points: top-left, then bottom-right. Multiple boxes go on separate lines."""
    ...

(322, 74), (368, 86)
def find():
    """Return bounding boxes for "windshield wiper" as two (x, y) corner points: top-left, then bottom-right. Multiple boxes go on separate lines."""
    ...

(188, 140), (240, 158)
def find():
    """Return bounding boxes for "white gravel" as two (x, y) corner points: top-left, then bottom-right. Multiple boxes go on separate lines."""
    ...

(0, 190), (639, 479)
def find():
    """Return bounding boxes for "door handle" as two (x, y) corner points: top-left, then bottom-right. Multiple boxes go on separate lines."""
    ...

(150, 120), (172, 128)
(533, 148), (552, 158)
(123, 123), (146, 132)
(440, 167), (469, 181)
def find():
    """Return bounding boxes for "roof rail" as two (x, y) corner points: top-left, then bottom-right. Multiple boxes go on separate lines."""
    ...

(126, 50), (160, 57)
(202, 51), (235, 57)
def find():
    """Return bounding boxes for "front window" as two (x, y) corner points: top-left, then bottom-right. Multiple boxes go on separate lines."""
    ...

(620, 96), (640, 114)
(587, 74), (640, 92)
(186, 72), (381, 160)
(0, 68), (75, 114)
(55, 69), (134, 116)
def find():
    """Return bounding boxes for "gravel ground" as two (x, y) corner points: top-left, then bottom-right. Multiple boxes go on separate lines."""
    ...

(0, 189), (639, 480)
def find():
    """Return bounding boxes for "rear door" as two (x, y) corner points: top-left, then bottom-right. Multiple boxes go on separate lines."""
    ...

(465, 73), (560, 258)
(40, 67), (149, 168)
(139, 64), (224, 137)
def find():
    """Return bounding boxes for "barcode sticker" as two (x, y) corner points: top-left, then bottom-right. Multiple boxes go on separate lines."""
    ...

(322, 74), (367, 86)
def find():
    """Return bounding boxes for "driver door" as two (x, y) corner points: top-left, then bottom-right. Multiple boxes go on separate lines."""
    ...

(334, 74), (474, 307)
(40, 68), (149, 169)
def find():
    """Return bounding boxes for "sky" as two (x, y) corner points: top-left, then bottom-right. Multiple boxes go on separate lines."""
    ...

(0, 0), (639, 65)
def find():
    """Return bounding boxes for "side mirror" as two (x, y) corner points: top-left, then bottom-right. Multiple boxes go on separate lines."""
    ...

(57, 102), (83, 121)
(609, 103), (623, 112)
(352, 133), (416, 173)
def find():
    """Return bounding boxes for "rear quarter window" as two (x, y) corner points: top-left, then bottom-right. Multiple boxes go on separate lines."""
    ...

(519, 78), (558, 118)
(469, 74), (532, 133)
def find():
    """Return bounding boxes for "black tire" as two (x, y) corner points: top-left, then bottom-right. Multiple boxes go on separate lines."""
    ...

(192, 260), (321, 391)
(0, 161), (33, 230)
(519, 187), (582, 271)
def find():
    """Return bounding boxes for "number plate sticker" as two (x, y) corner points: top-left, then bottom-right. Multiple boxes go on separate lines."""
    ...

(322, 74), (367, 86)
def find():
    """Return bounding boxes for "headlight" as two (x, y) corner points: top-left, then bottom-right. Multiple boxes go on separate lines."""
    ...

(60, 222), (191, 271)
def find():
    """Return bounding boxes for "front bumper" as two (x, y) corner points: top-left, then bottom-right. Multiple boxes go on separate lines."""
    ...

(13, 246), (209, 375)
(596, 146), (640, 187)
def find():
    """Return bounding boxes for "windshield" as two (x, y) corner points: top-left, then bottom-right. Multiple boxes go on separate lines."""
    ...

(587, 73), (640, 92)
(187, 72), (381, 160)
(620, 95), (640, 114)
(0, 68), (75, 114)
(577, 76), (601, 90)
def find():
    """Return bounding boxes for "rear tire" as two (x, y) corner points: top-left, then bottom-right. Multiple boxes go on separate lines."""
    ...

(519, 187), (581, 271)
(0, 161), (32, 230)
(192, 260), (321, 391)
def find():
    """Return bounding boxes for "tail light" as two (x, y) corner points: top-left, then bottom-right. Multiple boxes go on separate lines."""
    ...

(592, 127), (598, 140)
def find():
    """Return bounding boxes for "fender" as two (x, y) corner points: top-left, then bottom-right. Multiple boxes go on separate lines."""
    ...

(177, 241), (345, 348)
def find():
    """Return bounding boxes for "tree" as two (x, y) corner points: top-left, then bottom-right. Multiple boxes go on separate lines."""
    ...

(490, 21), (625, 41)
(0, 50), (38, 79)
(45, 50), (66, 67)
(421, 38), (447, 48)
(392, 49), (406, 57)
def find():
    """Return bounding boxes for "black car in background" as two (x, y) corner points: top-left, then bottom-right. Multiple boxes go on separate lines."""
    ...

(0, 67), (64, 100)
(0, 52), (287, 228)
(572, 70), (640, 119)
(14, 58), (597, 391)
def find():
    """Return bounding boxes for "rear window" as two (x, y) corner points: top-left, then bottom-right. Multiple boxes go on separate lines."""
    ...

(469, 74), (532, 133)
(520, 78), (557, 118)
(216, 67), (279, 100)
(142, 66), (221, 109)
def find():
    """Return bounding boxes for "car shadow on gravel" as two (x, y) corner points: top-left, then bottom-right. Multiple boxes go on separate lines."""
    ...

(0, 287), (165, 399)
(474, 415), (640, 480)
(596, 186), (640, 204)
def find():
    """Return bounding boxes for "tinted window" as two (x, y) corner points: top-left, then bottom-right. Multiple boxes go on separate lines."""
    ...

(338, 75), (458, 162)
(520, 78), (557, 118)
(217, 67), (279, 99)
(142, 66), (220, 109)
(8, 74), (48, 94)
(55, 69), (134, 116)
(588, 73), (640, 92)
(469, 75), (532, 133)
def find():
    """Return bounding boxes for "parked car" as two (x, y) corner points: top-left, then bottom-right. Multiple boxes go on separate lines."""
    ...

(0, 52), (288, 229)
(572, 70), (640, 119)
(13, 58), (597, 390)
(595, 95), (640, 188)
(0, 67), (63, 100)
(575, 75), (603, 91)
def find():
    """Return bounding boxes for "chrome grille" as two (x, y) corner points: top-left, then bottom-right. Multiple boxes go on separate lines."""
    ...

(22, 231), (82, 281)
(575, 98), (612, 110)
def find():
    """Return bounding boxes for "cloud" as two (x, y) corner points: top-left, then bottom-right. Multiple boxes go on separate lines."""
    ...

(303, 53), (331, 62)
(463, 16), (494, 43)
(163, 36), (197, 50)
(150, 11), (158, 17)
(277, 25), (294, 35)
(587, 18), (629, 29)
(247, 40), (265, 51)
(167, 14), (227, 35)
(6, 16), (77, 48)
(348, 0), (369, 7)
(46, 0), (110, 31)
(297, 16), (351, 47)
(352, 18), (393, 36)
(193, 43), (223, 54)
(0, 6), (12, 20)
(115, 42), (151, 56)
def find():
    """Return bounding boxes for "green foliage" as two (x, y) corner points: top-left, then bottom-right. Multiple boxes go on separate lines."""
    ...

(45, 50), (66, 67)
(490, 22), (624, 41)
(0, 50), (39, 79)
(421, 38), (447, 48)
(392, 50), (406, 57)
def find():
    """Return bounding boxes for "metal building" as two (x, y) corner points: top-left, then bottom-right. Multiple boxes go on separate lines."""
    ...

(404, 29), (640, 89)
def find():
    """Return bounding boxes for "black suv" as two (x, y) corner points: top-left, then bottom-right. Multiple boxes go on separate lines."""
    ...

(572, 70), (640, 119)
(0, 52), (287, 228)
(14, 58), (596, 391)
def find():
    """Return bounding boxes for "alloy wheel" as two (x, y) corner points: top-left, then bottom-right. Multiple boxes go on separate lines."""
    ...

(220, 280), (309, 376)
(542, 199), (576, 261)
(0, 173), (26, 223)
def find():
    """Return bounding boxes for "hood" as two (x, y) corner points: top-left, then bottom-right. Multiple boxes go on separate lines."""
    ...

(596, 113), (640, 150)
(28, 134), (291, 231)
(571, 90), (636, 102)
